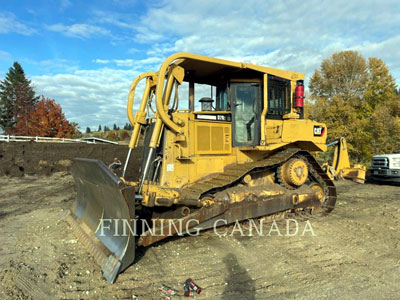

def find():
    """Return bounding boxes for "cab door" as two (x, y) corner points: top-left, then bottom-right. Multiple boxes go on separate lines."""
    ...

(231, 82), (261, 146)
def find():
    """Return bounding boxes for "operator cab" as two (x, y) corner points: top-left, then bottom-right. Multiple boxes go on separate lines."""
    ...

(195, 80), (262, 147)
(194, 76), (297, 147)
(177, 57), (304, 148)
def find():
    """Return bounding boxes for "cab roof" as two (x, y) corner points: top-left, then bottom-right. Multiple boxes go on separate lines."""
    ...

(172, 53), (304, 85)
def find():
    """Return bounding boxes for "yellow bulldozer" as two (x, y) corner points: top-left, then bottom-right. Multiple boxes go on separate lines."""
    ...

(66, 52), (336, 282)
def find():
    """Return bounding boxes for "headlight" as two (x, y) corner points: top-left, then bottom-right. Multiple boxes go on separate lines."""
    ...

(392, 158), (400, 168)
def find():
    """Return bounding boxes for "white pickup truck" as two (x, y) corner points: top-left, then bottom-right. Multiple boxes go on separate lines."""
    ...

(369, 154), (400, 182)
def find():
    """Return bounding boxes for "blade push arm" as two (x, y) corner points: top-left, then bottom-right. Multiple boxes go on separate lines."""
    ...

(330, 137), (351, 172)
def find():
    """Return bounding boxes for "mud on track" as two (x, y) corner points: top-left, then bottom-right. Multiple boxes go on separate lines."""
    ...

(0, 173), (400, 300)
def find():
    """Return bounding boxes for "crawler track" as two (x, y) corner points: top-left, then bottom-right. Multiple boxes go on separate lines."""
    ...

(181, 148), (337, 214)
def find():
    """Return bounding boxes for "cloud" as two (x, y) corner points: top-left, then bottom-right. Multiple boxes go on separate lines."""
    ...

(60, 0), (72, 10)
(29, 53), (171, 129)
(0, 50), (11, 61)
(29, 51), (172, 129)
(87, 9), (144, 45)
(137, 0), (400, 51)
(32, 67), (139, 129)
(0, 11), (36, 35)
(91, 10), (135, 30)
(92, 57), (164, 68)
(46, 23), (110, 39)
(22, 58), (80, 74)
(112, 59), (135, 67)
(134, 0), (400, 83)
(29, 53), (204, 130)
(356, 35), (400, 76)
(92, 59), (110, 64)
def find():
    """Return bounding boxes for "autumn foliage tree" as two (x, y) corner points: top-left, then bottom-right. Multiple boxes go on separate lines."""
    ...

(307, 51), (399, 162)
(28, 96), (76, 138)
(0, 62), (79, 137)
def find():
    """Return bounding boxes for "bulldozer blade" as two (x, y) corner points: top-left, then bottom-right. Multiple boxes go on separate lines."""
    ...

(342, 167), (366, 184)
(67, 158), (136, 283)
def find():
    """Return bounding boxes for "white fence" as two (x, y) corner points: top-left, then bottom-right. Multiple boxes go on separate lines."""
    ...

(0, 135), (117, 145)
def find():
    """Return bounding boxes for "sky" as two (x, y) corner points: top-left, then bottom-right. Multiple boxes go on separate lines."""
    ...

(0, 0), (399, 130)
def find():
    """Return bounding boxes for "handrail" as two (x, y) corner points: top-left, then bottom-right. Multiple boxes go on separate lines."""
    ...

(155, 62), (185, 134)
(260, 73), (268, 145)
(127, 72), (157, 126)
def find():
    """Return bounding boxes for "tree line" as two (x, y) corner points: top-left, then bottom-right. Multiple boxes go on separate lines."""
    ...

(85, 123), (133, 134)
(307, 50), (400, 163)
(0, 62), (78, 137)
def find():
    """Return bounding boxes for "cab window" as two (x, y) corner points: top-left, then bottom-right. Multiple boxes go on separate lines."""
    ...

(216, 84), (229, 111)
(267, 75), (291, 117)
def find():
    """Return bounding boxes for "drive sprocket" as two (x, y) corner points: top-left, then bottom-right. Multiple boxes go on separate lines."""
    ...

(277, 157), (308, 189)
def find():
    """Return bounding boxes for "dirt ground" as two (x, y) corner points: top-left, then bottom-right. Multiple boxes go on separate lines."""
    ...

(0, 173), (400, 300)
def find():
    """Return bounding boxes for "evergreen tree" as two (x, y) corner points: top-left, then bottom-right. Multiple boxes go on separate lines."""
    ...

(98, 124), (102, 131)
(123, 122), (133, 130)
(0, 62), (39, 134)
(113, 123), (118, 130)
(86, 127), (91, 133)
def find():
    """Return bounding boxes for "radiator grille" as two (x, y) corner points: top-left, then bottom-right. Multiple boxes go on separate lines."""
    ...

(372, 157), (389, 169)
(195, 123), (231, 154)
